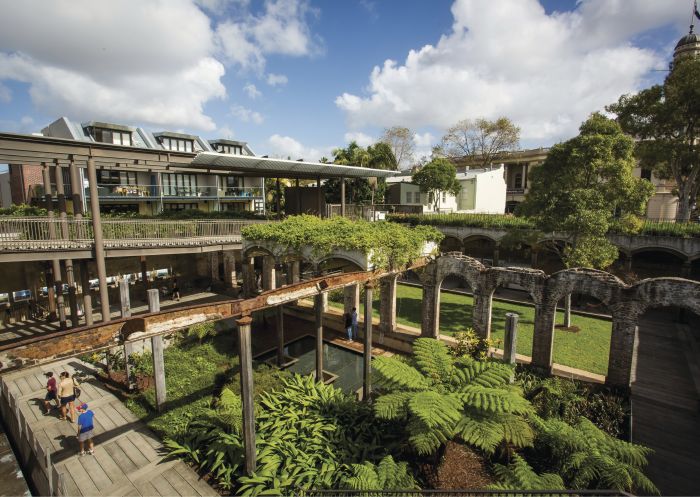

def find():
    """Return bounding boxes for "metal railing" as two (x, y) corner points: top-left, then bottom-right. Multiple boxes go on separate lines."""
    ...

(83, 184), (264, 199)
(306, 491), (633, 497)
(0, 217), (266, 251)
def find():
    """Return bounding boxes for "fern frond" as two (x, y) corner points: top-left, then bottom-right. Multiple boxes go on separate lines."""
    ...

(412, 338), (454, 385)
(408, 391), (462, 429)
(454, 385), (532, 414)
(373, 356), (429, 391)
(454, 415), (503, 454)
(489, 454), (565, 490)
(453, 357), (513, 387)
(499, 412), (535, 448)
(407, 418), (452, 455)
(374, 391), (412, 420)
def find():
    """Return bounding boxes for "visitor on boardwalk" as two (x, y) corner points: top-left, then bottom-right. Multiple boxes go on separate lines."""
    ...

(344, 312), (353, 341)
(351, 307), (358, 340)
(57, 372), (76, 422)
(76, 403), (95, 456)
(172, 278), (181, 301)
(43, 372), (58, 414)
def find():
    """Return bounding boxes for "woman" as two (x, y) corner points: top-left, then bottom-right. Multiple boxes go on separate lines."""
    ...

(57, 371), (77, 422)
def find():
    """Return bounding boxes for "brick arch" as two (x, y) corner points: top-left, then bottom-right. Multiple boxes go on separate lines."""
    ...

(480, 266), (546, 304)
(631, 277), (700, 316)
(545, 268), (626, 307)
(317, 255), (366, 272)
(242, 245), (276, 259)
(432, 254), (484, 292)
(631, 246), (688, 262)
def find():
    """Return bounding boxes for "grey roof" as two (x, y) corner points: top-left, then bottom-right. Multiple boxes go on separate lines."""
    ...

(676, 31), (700, 48)
(190, 152), (401, 179)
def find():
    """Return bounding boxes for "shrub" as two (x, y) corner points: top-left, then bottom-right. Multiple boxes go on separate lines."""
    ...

(449, 328), (501, 361)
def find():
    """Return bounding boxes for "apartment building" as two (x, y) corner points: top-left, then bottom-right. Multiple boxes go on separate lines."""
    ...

(8, 117), (265, 215)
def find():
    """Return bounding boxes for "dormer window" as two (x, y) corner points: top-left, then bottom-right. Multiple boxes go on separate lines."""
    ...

(216, 144), (243, 155)
(160, 137), (193, 152)
(93, 127), (132, 146)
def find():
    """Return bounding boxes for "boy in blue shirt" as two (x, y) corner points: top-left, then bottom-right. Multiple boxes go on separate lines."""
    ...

(76, 403), (95, 456)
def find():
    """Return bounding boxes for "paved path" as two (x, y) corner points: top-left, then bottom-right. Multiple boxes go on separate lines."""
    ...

(631, 310), (700, 496)
(1, 358), (218, 497)
(0, 424), (31, 497)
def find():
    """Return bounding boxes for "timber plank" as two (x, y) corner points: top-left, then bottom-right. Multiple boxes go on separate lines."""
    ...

(116, 436), (151, 468)
(91, 446), (124, 485)
(126, 431), (160, 462)
(63, 453), (101, 496)
(78, 451), (114, 491)
(104, 440), (138, 474)
(162, 467), (203, 497)
(150, 473), (179, 497)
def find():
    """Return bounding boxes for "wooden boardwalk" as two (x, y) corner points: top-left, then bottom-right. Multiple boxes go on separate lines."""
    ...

(1, 358), (218, 497)
(631, 310), (700, 496)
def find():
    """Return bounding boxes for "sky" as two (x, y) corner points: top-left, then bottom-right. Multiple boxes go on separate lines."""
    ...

(0, 0), (695, 164)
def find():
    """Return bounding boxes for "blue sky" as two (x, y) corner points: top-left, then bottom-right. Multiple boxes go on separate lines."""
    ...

(0, 0), (694, 164)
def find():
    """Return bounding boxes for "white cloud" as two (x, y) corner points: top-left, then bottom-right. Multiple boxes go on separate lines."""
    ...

(217, 125), (236, 139)
(344, 131), (374, 147)
(413, 131), (433, 148)
(216, 0), (320, 72)
(231, 104), (264, 124)
(0, 82), (10, 103)
(266, 73), (289, 86)
(0, 0), (225, 130)
(244, 83), (262, 99)
(336, 0), (688, 143)
(359, 0), (379, 22)
(267, 134), (330, 161)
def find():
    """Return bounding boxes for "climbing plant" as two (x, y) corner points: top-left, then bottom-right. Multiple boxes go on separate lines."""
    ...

(241, 215), (443, 270)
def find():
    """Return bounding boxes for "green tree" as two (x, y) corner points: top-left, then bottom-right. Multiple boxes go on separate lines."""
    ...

(608, 57), (700, 221)
(436, 117), (520, 167)
(518, 113), (654, 269)
(411, 158), (462, 212)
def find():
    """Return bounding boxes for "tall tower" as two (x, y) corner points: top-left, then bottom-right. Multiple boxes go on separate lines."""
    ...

(673, 3), (700, 64)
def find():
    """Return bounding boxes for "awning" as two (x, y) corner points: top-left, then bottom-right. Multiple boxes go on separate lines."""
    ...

(190, 152), (401, 179)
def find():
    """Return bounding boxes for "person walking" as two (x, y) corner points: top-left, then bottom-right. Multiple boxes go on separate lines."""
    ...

(76, 403), (95, 456)
(351, 307), (358, 341)
(344, 312), (353, 341)
(172, 278), (180, 302)
(57, 372), (76, 422)
(43, 372), (59, 414)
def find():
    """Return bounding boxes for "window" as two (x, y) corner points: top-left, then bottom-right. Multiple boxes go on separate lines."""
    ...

(442, 191), (447, 203)
(514, 173), (523, 189)
(98, 170), (137, 185)
(164, 203), (197, 211)
(162, 173), (198, 196)
(216, 144), (243, 155)
(161, 137), (193, 152)
(641, 169), (652, 180)
(93, 128), (132, 146)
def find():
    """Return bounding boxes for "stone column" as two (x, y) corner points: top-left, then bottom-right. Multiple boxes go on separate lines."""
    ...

(379, 274), (398, 334)
(119, 278), (131, 318)
(140, 256), (149, 292)
(606, 304), (640, 389)
(147, 288), (160, 313)
(151, 335), (166, 413)
(87, 157), (110, 322)
(55, 163), (79, 327)
(503, 313), (518, 364)
(420, 283), (440, 338)
(363, 282), (374, 401)
(223, 251), (237, 289)
(124, 341), (135, 391)
(562, 293), (572, 328)
(344, 283), (360, 315)
(492, 243), (500, 267)
(291, 260), (300, 283)
(472, 291), (493, 339)
(531, 302), (556, 372)
(315, 293), (324, 382)
(44, 264), (57, 318)
(241, 257), (256, 297)
(210, 251), (220, 283)
(79, 260), (93, 326)
(276, 305), (285, 366)
(236, 315), (256, 475)
(262, 255), (276, 291)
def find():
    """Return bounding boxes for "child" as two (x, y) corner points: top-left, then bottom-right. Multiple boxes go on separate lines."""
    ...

(43, 372), (59, 414)
(344, 312), (353, 341)
(76, 403), (95, 456)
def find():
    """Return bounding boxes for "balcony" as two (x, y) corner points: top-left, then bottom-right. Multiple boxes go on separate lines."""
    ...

(220, 187), (263, 199)
(506, 187), (525, 195)
(83, 184), (263, 201)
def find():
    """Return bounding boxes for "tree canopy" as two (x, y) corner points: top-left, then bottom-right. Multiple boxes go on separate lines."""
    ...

(518, 113), (654, 269)
(436, 117), (520, 167)
(411, 158), (462, 212)
(607, 57), (700, 221)
(380, 126), (415, 169)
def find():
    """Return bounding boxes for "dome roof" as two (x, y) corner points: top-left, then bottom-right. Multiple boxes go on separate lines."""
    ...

(676, 30), (700, 49)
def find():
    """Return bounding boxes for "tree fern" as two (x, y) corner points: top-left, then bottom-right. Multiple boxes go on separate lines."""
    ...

(490, 454), (565, 490)
(407, 391), (462, 429)
(342, 455), (419, 491)
(412, 338), (454, 385)
(373, 356), (429, 390)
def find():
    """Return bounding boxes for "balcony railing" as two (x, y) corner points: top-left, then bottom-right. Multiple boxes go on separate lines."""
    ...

(0, 217), (267, 251)
(83, 184), (263, 200)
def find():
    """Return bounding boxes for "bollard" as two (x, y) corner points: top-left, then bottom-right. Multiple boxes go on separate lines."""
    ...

(504, 312), (518, 365)
(119, 278), (131, 318)
(147, 288), (160, 313)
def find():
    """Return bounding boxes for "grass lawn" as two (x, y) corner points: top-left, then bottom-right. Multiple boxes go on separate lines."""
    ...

(332, 283), (611, 376)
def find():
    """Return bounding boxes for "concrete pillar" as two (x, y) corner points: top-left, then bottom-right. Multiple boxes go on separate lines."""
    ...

(379, 275), (397, 334)
(43, 165), (67, 329)
(340, 178), (346, 217)
(87, 157), (111, 322)
(223, 251), (237, 289)
(472, 291), (493, 340)
(55, 164), (79, 327)
(321, 291), (328, 312)
(363, 282), (374, 401)
(562, 293), (572, 328)
(420, 283), (440, 338)
(344, 283), (359, 315)
(210, 252), (220, 283)
(504, 313), (518, 364)
(315, 293), (324, 382)
(140, 256), (149, 292)
(276, 305), (285, 366)
(151, 335), (166, 412)
(606, 305), (640, 389)
(285, 262), (294, 285)
(492, 243), (500, 267)
(124, 341), (135, 391)
(79, 260), (93, 326)
(624, 255), (633, 273)
(119, 278), (131, 318)
(262, 256), (276, 291)
(44, 264), (57, 318)
(236, 315), (256, 475)
(147, 288), (160, 313)
(241, 257), (256, 297)
(291, 260), (300, 283)
(531, 302), (556, 372)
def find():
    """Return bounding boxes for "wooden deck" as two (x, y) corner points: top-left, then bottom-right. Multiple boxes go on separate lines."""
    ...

(1, 358), (218, 497)
(631, 310), (700, 496)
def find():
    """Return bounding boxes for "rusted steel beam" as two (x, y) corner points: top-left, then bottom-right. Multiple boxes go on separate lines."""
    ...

(0, 261), (427, 372)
